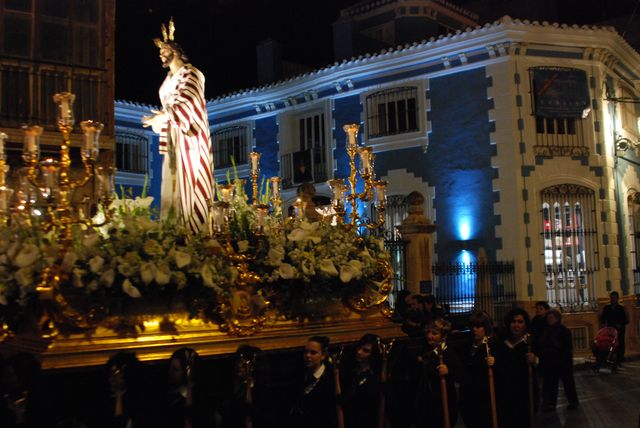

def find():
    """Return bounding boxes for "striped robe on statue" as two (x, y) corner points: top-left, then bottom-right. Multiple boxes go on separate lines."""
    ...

(154, 64), (214, 233)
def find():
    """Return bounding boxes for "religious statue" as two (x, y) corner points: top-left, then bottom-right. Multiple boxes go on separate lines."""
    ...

(142, 18), (214, 234)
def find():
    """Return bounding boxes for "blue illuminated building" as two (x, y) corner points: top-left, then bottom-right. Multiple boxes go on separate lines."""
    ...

(115, 12), (640, 320)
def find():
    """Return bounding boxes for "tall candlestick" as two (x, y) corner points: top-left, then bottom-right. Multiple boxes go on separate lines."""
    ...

(343, 123), (360, 148)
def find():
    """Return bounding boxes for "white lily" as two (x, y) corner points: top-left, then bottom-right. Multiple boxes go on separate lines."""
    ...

(278, 263), (295, 279)
(319, 259), (339, 276)
(122, 279), (141, 298)
(174, 250), (191, 269)
(14, 244), (40, 268)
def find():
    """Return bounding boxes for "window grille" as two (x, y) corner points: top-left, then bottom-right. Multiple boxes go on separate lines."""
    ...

(115, 132), (148, 174)
(39, 70), (67, 124)
(628, 193), (640, 301)
(0, 66), (30, 123)
(366, 87), (418, 138)
(213, 126), (247, 169)
(72, 74), (99, 122)
(540, 184), (598, 311)
(568, 326), (589, 351)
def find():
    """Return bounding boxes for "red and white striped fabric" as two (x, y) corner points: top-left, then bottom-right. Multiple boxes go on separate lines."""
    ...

(157, 64), (214, 234)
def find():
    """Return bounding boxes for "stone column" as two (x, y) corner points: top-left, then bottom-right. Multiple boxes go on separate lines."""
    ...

(397, 191), (436, 295)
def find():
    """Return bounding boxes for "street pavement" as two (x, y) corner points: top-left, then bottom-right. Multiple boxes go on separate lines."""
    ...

(535, 359), (640, 428)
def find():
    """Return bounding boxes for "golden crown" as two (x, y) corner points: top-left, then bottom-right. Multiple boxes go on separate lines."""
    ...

(153, 17), (176, 49)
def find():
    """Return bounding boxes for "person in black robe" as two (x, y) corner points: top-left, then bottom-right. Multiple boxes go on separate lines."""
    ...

(105, 351), (154, 428)
(413, 318), (459, 428)
(538, 309), (579, 411)
(529, 301), (550, 350)
(599, 291), (630, 365)
(161, 347), (214, 428)
(494, 308), (539, 428)
(288, 336), (337, 428)
(0, 352), (53, 428)
(458, 311), (496, 428)
(340, 333), (382, 428)
(216, 345), (272, 428)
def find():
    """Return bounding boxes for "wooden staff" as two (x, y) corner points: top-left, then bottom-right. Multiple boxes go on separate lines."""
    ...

(242, 353), (256, 428)
(332, 347), (345, 428)
(525, 333), (535, 428)
(378, 339), (395, 428)
(438, 343), (451, 428)
(483, 336), (498, 428)
(185, 351), (195, 428)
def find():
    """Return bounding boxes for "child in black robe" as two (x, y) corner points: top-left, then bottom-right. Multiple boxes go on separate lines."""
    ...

(458, 311), (496, 428)
(412, 318), (459, 428)
(494, 308), (539, 428)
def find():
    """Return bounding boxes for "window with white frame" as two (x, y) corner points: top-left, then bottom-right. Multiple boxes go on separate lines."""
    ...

(213, 126), (248, 169)
(366, 87), (419, 139)
(115, 131), (148, 173)
(281, 110), (328, 188)
(540, 184), (599, 311)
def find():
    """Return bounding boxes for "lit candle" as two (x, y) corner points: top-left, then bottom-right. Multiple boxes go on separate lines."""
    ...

(53, 92), (76, 127)
(0, 132), (7, 158)
(328, 178), (346, 208)
(250, 151), (261, 175)
(219, 184), (234, 203)
(358, 146), (372, 175)
(22, 125), (43, 154)
(211, 202), (225, 232)
(343, 123), (360, 148)
(80, 120), (104, 160)
(374, 180), (387, 206)
(293, 198), (303, 220)
(270, 176), (280, 199)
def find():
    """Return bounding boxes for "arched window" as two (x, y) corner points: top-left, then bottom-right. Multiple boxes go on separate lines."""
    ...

(628, 193), (640, 297)
(366, 87), (418, 138)
(540, 184), (598, 311)
(213, 126), (248, 169)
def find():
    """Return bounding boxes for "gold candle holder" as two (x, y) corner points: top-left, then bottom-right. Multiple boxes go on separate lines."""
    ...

(249, 151), (261, 205)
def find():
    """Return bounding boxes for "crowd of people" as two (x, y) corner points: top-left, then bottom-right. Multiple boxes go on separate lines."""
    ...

(0, 292), (631, 428)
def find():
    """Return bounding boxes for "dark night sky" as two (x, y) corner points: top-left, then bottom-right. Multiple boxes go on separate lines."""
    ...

(115, 0), (362, 104)
(115, 0), (639, 104)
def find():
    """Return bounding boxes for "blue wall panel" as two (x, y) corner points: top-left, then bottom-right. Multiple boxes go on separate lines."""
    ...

(374, 67), (498, 262)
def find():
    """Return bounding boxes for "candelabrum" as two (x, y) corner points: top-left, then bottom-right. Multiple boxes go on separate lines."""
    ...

(328, 124), (387, 231)
(3, 92), (115, 297)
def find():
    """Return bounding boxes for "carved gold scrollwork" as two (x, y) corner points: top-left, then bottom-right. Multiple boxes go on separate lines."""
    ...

(347, 258), (394, 312)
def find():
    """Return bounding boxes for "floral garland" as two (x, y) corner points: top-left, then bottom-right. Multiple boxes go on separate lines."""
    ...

(0, 192), (392, 333)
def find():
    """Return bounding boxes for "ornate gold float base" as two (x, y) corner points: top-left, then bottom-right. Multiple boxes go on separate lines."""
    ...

(0, 311), (402, 369)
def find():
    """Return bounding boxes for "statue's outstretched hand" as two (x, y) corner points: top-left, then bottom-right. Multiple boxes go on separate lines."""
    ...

(142, 110), (167, 133)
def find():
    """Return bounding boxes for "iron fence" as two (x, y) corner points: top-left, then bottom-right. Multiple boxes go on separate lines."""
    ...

(432, 261), (516, 323)
(385, 238), (407, 307)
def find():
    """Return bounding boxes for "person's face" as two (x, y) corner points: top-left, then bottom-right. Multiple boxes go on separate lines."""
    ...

(610, 294), (619, 305)
(168, 358), (185, 386)
(404, 294), (413, 306)
(510, 314), (526, 337)
(304, 341), (326, 371)
(426, 329), (442, 346)
(547, 314), (559, 326)
(159, 46), (174, 68)
(356, 343), (373, 362)
(472, 325), (486, 341)
(535, 305), (548, 317)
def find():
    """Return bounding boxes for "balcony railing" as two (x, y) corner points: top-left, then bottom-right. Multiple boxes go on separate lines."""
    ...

(0, 61), (109, 133)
